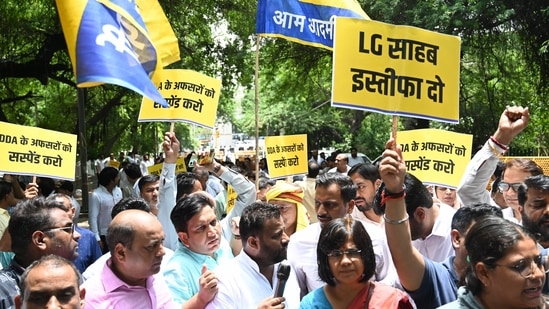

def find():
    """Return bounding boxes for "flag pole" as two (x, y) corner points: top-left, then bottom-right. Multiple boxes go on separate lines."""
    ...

(391, 115), (398, 144)
(78, 88), (89, 214)
(254, 35), (261, 190)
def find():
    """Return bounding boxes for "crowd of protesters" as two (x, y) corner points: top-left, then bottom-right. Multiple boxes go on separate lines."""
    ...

(1, 106), (548, 308)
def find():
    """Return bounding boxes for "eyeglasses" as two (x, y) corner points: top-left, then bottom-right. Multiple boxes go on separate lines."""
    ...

(43, 224), (75, 235)
(498, 182), (522, 192)
(494, 255), (548, 279)
(327, 248), (362, 260)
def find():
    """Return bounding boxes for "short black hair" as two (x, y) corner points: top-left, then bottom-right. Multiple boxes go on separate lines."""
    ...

(239, 202), (281, 245)
(111, 197), (150, 219)
(124, 163), (142, 180)
(315, 173), (356, 205)
(176, 172), (200, 201)
(348, 163), (379, 182)
(451, 203), (503, 233)
(9, 197), (66, 255)
(138, 174), (160, 192)
(317, 217), (375, 286)
(373, 173), (432, 215)
(171, 193), (214, 233)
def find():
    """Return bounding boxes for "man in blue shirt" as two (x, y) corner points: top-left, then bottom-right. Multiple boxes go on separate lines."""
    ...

(378, 139), (503, 308)
(163, 192), (233, 308)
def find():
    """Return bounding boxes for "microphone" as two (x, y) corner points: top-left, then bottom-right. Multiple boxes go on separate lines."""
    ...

(274, 260), (291, 298)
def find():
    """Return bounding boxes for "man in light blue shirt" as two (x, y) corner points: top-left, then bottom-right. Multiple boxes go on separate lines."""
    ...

(163, 192), (233, 308)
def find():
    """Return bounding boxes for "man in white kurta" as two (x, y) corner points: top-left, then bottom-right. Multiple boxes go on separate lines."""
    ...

(206, 202), (300, 309)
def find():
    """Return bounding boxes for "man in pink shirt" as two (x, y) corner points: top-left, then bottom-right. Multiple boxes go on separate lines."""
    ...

(82, 209), (177, 308)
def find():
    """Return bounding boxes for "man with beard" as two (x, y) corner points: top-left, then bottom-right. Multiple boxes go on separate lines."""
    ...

(375, 173), (456, 262)
(163, 192), (233, 307)
(0, 197), (81, 309)
(457, 106), (541, 224)
(379, 138), (503, 308)
(206, 202), (299, 309)
(519, 175), (549, 248)
(138, 174), (161, 216)
(348, 163), (383, 227)
(287, 173), (395, 298)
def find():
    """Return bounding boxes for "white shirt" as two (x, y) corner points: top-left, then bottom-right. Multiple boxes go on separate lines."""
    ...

(348, 155), (366, 167)
(328, 166), (351, 176)
(412, 203), (456, 262)
(88, 185), (123, 241)
(287, 221), (397, 298)
(158, 163), (178, 250)
(206, 252), (300, 309)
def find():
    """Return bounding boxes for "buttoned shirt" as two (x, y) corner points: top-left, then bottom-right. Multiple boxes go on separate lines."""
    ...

(0, 259), (25, 309)
(82, 259), (178, 309)
(163, 240), (233, 304)
(89, 185), (123, 241)
(205, 251), (300, 309)
(412, 203), (456, 262)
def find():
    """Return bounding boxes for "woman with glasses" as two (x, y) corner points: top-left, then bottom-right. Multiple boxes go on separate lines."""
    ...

(439, 215), (547, 309)
(300, 216), (413, 308)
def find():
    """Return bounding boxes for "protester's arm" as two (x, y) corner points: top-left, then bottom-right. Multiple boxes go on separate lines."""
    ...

(158, 131), (180, 250)
(196, 161), (255, 242)
(379, 138), (427, 292)
(457, 106), (530, 206)
(88, 192), (101, 242)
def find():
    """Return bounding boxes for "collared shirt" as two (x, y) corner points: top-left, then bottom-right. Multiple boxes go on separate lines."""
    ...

(163, 240), (233, 304)
(89, 185), (123, 240)
(287, 222), (397, 298)
(82, 259), (178, 309)
(73, 226), (103, 274)
(82, 248), (174, 281)
(327, 166), (351, 176)
(205, 251), (300, 309)
(0, 259), (25, 309)
(412, 203), (456, 262)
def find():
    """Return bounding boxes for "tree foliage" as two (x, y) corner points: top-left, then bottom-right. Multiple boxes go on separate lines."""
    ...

(0, 0), (548, 160)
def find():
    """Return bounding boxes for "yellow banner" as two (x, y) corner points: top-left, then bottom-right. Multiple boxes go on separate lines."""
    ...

(147, 157), (187, 176)
(0, 122), (77, 180)
(265, 134), (308, 179)
(136, 0), (180, 67)
(138, 69), (222, 128)
(107, 160), (120, 169)
(226, 185), (237, 214)
(399, 129), (472, 188)
(332, 18), (461, 123)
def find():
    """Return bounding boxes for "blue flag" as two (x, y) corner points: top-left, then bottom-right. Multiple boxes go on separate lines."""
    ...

(256, 0), (369, 50)
(56, 0), (168, 107)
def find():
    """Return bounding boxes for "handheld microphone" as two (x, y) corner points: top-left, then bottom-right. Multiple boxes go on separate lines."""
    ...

(274, 260), (291, 298)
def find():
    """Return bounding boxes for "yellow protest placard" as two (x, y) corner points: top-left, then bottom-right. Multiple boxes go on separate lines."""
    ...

(333, 18), (461, 123)
(148, 157), (187, 176)
(265, 134), (308, 179)
(0, 122), (77, 180)
(107, 160), (120, 169)
(226, 185), (237, 214)
(138, 69), (222, 128)
(399, 129), (472, 187)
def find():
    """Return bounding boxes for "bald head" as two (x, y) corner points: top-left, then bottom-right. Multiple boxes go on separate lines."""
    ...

(106, 209), (166, 285)
(107, 210), (163, 253)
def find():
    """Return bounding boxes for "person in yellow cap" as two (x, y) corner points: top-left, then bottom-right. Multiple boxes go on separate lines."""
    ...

(266, 181), (310, 236)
